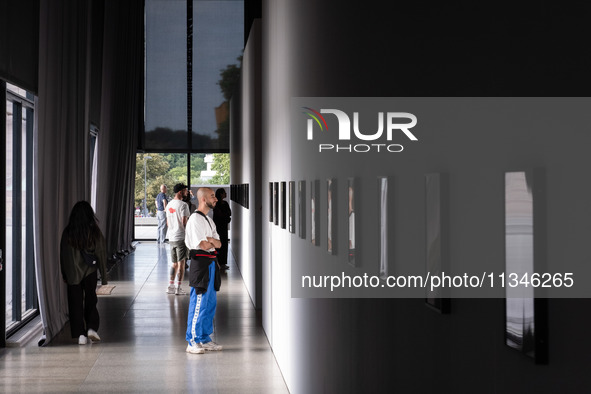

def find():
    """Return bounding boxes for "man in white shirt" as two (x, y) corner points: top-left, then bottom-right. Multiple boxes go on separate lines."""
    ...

(185, 187), (223, 354)
(166, 183), (190, 295)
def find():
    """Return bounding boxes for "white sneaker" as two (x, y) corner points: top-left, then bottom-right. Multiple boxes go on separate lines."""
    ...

(200, 341), (223, 351)
(78, 335), (87, 345)
(166, 284), (175, 294)
(186, 343), (205, 354)
(175, 286), (187, 295)
(87, 329), (101, 342)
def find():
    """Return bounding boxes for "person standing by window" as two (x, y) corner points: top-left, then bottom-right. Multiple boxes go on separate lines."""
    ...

(213, 188), (231, 271)
(60, 201), (108, 345)
(156, 184), (168, 244)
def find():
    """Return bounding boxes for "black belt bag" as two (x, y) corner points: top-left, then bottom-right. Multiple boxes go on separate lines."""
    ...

(189, 249), (217, 260)
(188, 251), (221, 293)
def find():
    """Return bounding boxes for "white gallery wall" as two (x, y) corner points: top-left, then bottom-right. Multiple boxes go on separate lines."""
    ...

(231, 1), (591, 393)
(230, 20), (262, 309)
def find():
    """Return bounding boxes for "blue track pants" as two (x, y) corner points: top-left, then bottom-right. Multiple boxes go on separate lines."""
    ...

(186, 261), (217, 345)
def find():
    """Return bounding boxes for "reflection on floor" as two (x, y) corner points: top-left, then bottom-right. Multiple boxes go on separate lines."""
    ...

(0, 243), (288, 393)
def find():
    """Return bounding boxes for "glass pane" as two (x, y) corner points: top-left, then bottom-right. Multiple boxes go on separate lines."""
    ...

(5, 100), (13, 328)
(192, 0), (243, 151)
(190, 153), (207, 187)
(90, 132), (98, 210)
(6, 83), (27, 99)
(22, 107), (36, 313)
(5, 88), (38, 334)
(145, 0), (188, 149)
(21, 107), (27, 316)
(134, 153), (188, 239)
(191, 153), (229, 186)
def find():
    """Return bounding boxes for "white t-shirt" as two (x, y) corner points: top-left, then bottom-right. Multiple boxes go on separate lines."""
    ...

(165, 199), (190, 241)
(185, 211), (219, 252)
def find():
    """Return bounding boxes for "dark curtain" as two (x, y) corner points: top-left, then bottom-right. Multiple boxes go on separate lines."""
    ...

(96, 0), (143, 257)
(35, 0), (143, 345)
(0, 0), (40, 93)
(36, 0), (90, 343)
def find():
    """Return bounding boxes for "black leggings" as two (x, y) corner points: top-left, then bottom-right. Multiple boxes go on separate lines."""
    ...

(67, 270), (99, 338)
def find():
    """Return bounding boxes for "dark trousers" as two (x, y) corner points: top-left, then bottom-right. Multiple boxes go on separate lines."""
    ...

(67, 270), (99, 338)
(217, 228), (229, 266)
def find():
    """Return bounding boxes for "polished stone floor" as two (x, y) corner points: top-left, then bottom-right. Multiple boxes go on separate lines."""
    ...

(0, 243), (288, 393)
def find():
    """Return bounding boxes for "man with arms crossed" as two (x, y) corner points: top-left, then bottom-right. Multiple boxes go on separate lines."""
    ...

(166, 183), (190, 295)
(185, 187), (223, 354)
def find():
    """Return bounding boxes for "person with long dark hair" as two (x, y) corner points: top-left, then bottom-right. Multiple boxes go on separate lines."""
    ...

(60, 201), (108, 345)
(213, 188), (231, 270)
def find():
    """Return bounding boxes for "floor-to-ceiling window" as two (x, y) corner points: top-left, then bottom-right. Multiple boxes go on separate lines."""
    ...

(136, 0), (241, 240)
(4, 82), (38, 337)
(133, 152), (230, 240)
(134, 153), (188, 239)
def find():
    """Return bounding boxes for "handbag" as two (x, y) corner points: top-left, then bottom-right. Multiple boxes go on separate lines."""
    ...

(80, 249), (98, 267)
